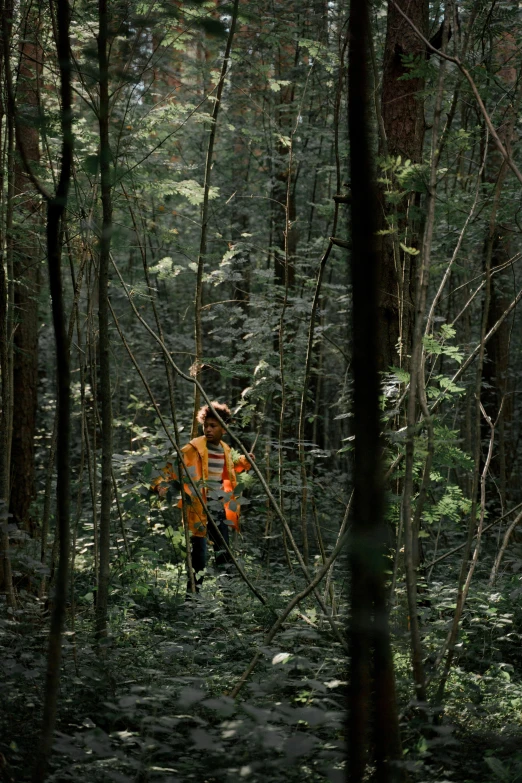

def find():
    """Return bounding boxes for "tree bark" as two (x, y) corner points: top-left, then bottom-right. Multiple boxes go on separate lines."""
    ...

(9, 2), (43, 536)
(377, 0), (428, 372)
(95, 0), (114, 644)
(32, 0), (73, 773)
(481, 36), (519, 507)
(0, 26), (15, 605)
(400, 13), (449, 703)
(348, 2), (404, 779)
(271, 36), (298, 299)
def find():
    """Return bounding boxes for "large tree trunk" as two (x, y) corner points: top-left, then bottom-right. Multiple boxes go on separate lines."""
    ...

(10, 8), (43, 536)
(377, 0), (428, 372)
(347, 1), (404, 779)
(482, 35), (518, 507)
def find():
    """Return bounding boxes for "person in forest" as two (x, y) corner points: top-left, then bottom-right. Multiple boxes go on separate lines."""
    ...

(153, 402), (251, 594)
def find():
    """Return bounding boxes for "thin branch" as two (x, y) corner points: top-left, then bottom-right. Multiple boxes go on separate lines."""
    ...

(390, 0), (522, 187)
(108, 299), (271, 610)
(110, 257), (347, 649)
(425, 500), (522, 570)
(229, 526), (350, 699)
(489, 509), (522, 586)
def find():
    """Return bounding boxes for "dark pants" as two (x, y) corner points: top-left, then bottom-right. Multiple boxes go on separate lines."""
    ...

(187, 513), (232, 593)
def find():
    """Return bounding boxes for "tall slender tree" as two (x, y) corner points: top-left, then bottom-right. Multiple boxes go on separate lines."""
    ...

(32, 0), (73, 774)
(347, 0), (404, 780)
(9, 2), (43, 536)
(95, 0), (114, 642)
(191, 0), (240, 436)
(0, 28), (13, 604)
(482, 32), (519, 506)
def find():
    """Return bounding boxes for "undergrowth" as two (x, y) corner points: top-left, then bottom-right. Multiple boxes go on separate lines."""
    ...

(1, 547), (346, 783)
(2, 542), (522, 782)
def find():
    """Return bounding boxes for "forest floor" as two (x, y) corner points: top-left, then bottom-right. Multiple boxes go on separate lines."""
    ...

(435, 728), (522, 782)
(1, 551), (345, 783)
(2, 546), (522, 782)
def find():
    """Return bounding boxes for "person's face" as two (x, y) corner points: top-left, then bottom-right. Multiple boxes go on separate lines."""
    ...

(203, 417), (225, 445)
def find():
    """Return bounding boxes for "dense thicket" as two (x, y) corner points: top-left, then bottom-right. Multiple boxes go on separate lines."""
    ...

(2, 0), (522, 781)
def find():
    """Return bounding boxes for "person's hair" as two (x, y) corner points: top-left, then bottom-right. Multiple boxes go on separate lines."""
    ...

(196, 401), (231, 425)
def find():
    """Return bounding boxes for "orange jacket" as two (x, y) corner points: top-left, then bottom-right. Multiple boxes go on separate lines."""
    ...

(152, 436), (250, 537)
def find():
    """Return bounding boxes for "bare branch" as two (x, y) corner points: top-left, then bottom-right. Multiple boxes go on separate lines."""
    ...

(390, 0), (522, 187)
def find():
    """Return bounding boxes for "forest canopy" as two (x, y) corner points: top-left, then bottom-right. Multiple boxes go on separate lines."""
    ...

(2, 0), (522, 781)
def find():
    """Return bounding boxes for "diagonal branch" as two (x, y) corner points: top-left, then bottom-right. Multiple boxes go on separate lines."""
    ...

(110, 256), (347, 650)
(108, 298), (271, 612)
(390, 0), (522, 187)
(229, 524), (350, 699)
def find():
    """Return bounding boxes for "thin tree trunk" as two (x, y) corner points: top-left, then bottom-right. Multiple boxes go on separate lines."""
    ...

(489, 508), (522, 586)
(10, 1), (43, 537)
(0, 252), (14, 603)
(95, 0), (113, 643)
(32, 0), (73, 772)
(400, 15), (449, 704)
(297, 43), (346, 570)
(86, 275), (99, 587)
(40, 238), (87, 595)
(0, 40), (14, 605)
(125, 188), (195, 592)
(481, 45), (521, 506)
(191, 0), (240, 436)
(5, 96), (15, 498)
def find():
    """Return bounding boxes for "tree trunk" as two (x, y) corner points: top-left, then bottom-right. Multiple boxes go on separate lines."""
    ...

(482, 35), (519, 507)
(483, 227), (514, 506)
(9, 5), (43, 536)
(32, 0), (73, 773)
(347, 1), (404, 779)
(95, 0), (114, 644)
(377, 0), (428, 372)
(271, 33), (298, 295)
(191, 0), (240, 436)
(0, 23), (15, 605)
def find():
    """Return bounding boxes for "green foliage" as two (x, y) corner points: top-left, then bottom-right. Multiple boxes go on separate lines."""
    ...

(423, 324), (464, 365)
(0, 551), (346, 782)
(422, 479), (471, 526)
(7, 0), (522, 781)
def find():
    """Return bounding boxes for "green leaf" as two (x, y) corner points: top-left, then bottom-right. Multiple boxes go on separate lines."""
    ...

(484, 757), (510, 782)
(399, 242), (420, 256)
(268, 78), (291, 92)
(390, 366), (410, 384)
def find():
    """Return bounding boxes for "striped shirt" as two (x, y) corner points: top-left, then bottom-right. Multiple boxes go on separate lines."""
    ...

(206, 443), (225, 492)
